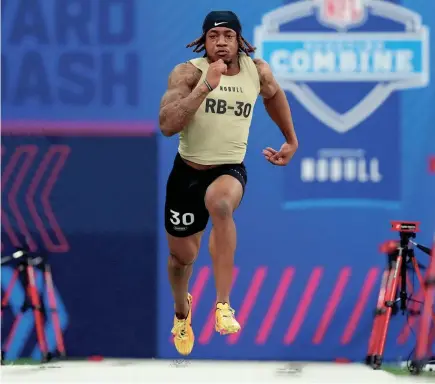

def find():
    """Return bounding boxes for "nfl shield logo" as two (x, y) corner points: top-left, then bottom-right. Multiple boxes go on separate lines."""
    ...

(319, 0), (366, 30)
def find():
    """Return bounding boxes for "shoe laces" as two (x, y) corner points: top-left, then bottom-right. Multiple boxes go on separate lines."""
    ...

(219, 306), (236, 319)
(172, 319), (188, 340)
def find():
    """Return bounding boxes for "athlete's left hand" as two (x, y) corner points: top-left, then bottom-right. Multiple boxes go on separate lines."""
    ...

(262, 142), (297, 166)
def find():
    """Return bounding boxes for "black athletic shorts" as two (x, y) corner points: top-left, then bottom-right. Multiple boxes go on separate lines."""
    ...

(165, 153), (247, 237)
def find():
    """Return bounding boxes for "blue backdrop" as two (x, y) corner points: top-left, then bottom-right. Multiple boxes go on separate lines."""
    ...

(1, 0), (435, 362)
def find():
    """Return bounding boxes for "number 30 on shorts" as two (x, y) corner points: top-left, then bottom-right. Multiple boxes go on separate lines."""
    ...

(169, 210), (195, 226)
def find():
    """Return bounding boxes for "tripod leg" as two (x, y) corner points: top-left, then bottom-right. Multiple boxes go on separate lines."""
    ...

(1, 269), (20, 316)
(44, 264), (66, 357)
(413, 238), (435, 371)
(1, 268), (20, 363)
(373, 252), (403, 369)
(413, 285), (434, 373)
(367, 269), (389, 364)
(1, 313), (25, 360)
(26, 264), (49, 362)
(410, 257), (426, 289)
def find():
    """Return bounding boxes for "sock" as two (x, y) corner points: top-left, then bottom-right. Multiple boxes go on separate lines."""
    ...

(175, 312), (188, 320)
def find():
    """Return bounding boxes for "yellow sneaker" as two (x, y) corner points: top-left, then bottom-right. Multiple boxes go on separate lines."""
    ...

(171, 293), (194, 356)
(215, 302), (241, 335)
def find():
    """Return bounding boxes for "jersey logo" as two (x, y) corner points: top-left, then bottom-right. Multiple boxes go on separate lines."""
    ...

(254, 0), (429, 133)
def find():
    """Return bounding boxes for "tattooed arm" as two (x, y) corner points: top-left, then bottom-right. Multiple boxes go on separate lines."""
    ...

(254, 58), (298, 146)
(159, 63), (208, 137)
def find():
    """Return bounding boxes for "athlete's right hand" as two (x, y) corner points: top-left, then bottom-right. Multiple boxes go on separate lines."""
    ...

(205, 59), (228, 89)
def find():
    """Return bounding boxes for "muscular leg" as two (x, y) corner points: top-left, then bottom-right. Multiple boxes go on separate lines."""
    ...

(205, 175), (243, 304)
(167, 232), (202, 318)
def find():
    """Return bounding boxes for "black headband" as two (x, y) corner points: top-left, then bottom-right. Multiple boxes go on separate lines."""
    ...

(202, 11), (242, 35)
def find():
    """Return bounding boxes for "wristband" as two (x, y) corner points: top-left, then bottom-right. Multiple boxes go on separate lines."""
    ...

(203, 79), (213, 92)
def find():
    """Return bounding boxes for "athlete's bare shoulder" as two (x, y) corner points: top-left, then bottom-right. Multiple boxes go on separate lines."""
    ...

(172, 62), (202, 86)
(252, 58), (279, 99)
(160, 62), (202, 108)
(252, 58), (269, 71)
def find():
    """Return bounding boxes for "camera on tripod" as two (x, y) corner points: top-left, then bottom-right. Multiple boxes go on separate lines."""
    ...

(1, 242), (66, 364)
(366, 221), (435, 375)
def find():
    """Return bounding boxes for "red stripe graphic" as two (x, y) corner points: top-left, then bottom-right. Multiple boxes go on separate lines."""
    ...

(1, 269), (20, 312)
(198, 268), (239, 345)
(8, 146), (39, 251)
(227, 266), (267, 344)
(341, 267), (379, 344)
(1, 147), (8, 250)
(3, 313), (24, 352)
(1, 147), (22, 248)
(256, 267), (294, 345)
(429, 155), (435, 173)
(313, 267), (351, 344)
(1, 209), (20, 248)
(283, 267), (323, 345)
(2, 120), (155, 137)
(190, 266), (211, 316)
(26, 145), (70, 252)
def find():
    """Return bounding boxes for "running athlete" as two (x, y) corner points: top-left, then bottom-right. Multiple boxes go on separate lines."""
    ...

(159, 11), (298, 356)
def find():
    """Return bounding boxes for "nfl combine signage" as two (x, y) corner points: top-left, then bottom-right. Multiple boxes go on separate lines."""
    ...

(254, 0), (429, 209)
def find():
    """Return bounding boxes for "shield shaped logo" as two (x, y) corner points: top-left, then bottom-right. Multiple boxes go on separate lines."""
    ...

(254, 0), (429, 133)
(319, 0), (365, 30)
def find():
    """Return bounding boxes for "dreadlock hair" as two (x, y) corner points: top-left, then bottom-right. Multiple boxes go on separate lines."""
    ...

(186, 33), (256, 56)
